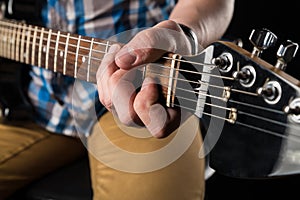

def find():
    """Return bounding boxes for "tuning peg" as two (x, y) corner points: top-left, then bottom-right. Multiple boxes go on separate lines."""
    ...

(275, 40), (299, 71)
(257, 81), (282, 104)
(249, 28), (277, 57)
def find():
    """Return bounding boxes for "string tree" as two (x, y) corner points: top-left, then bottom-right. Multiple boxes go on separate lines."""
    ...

(249, 28), (277, 57)
(275, 40), (299, 71)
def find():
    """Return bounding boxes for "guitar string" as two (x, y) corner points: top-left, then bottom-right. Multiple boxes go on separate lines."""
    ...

(238, 110), (300, 132)
(229, 99), (285, 115)
(235, 121), (300, 143)
(171, 102), (233, 123)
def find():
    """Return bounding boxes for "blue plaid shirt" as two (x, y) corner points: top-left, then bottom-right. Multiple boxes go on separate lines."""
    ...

(28, 0), (176, 137)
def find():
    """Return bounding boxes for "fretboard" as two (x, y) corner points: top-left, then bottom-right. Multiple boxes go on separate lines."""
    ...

(0, 19), (187, 109)
(0, 19), (115, 83)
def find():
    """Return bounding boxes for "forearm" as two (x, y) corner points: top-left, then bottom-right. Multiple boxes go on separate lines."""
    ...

(169, 0), (235, 47)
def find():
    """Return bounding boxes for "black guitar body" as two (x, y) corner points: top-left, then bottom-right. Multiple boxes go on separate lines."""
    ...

(207, 41), (300, 179)
(0, 58), (33, 121)
(0, 0), (44, 121)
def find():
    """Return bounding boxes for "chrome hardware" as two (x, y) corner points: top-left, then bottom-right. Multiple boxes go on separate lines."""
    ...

(257, 81), (282, 104)
(284, 98), (300, 123)
(275, 40), (299, 71)
(249, 28), (277, 57)
(232, 65), (256, 87)
(212, 52), (233, 73)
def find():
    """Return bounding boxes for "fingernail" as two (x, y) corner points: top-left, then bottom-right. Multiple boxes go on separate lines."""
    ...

(108, 44), (121, 53)
(141, 77), (155, 91)
(117, 46), (137, 65)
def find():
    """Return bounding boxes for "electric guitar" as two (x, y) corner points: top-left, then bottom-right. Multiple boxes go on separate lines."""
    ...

(1, 18), (300, 179)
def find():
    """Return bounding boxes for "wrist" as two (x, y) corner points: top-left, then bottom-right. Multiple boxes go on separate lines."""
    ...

(178, 23), (198, 54)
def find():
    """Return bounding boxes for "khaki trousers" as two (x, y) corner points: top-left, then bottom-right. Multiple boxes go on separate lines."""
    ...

(0, 122), (86, 199)
(0, 112), (205, 200)
(89, 112), (205, 200)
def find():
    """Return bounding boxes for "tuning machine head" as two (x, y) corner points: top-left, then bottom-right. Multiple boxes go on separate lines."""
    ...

(275, 40), (299, 71)
(257, 81), (282, 104)
(249, 28), (277, 57)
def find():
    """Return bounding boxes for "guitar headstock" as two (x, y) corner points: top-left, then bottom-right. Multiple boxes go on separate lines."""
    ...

(201, 28), (300, 178)
(212, 28), (300, 125)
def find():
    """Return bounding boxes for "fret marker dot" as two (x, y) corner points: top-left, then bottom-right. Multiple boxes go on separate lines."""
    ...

(43, 46), (46, 53)
(60, 51), (64, 57)
(82, 56), (86, 63)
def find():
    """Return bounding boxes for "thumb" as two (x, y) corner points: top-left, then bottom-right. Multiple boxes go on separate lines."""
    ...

(115, 20), (191, 70)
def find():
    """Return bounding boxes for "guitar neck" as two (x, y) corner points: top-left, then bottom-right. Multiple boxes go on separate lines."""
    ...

(0, 19), (187, 109)
(0, 19), (115, 83)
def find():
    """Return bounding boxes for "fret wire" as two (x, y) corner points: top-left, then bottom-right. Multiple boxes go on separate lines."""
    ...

(11, 23), (17, 60)
(45, 29), (52, 70)
(5, 24), (10, 59)
(15, 24), (22, 62)
(87, 37), (94, 82)
(0, 26), (2, 57)
(31, 26), (38, 65)
(9, 26), (14, 59)
(20, 23), (27, 63)
(0, 26), (3, 57)
(105, 41), (110, 53)
(4, 23), (9, 58)
(54, 31), (60, 72)
(74, 35), (81, 78)
(2, 25), (5, 58)
(25, 25), (32, 64)
(3, 24), (8, 58)
(63, 33), (70, 75)
(7, 26), (11, 59)
(9, 25), (14, 59)
(38, 28), (45, 67)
